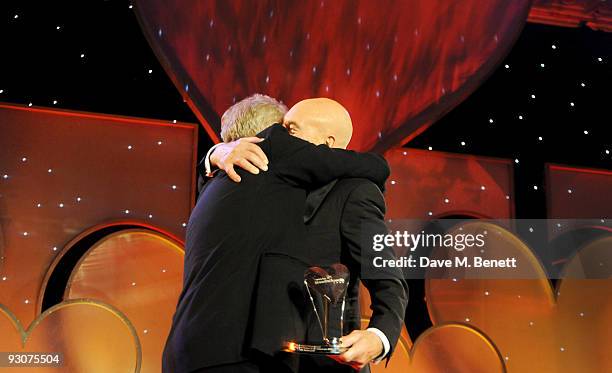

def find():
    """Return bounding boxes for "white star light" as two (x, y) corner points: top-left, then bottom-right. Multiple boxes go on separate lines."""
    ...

(460, 141), (466, 146)
(80, 53), (85, 58)
(171, 185), (177, 190)
(533, 185), (538, 190)
(124, 209), (130, 214)
(540, 63), (545, 68)
(504, 64), (510, 69)
(567, 189), (572, 194)
(489, 118), (494, 123)
(551, 44), (557, 49)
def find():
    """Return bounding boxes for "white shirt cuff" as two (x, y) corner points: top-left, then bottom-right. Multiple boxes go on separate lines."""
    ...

(366, 327), (390, 364)
(204, 143), (224, 177)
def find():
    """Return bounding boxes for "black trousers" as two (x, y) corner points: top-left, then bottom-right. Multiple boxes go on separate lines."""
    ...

(189, 352), (293, 373)
(188, 352), (365, 373)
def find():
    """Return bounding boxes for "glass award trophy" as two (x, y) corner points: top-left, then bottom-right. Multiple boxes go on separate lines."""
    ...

(285, 263), (350, 355)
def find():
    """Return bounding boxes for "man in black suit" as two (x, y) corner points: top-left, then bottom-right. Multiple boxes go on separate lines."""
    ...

(205, 98), (408, 372)
(163, 95), (399, 373)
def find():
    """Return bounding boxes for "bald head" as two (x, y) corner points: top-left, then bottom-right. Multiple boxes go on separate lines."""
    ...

(283, 98), (353, 149)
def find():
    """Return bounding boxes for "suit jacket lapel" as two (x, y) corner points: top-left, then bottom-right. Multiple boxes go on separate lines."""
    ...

(304, 180), (338, 223)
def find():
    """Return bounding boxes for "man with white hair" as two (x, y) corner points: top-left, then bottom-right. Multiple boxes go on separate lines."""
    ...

(163, 94), (404, 373)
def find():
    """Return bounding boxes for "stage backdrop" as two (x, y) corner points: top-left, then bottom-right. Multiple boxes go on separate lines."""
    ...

(133, 0), (531, 152)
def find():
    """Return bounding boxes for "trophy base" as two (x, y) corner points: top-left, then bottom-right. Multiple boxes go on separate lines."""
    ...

(283, 342), (347, 355)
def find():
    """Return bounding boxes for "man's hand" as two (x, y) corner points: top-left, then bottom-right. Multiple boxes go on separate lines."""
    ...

(329, 330), (383, 371)
(210, 137), (269, 182)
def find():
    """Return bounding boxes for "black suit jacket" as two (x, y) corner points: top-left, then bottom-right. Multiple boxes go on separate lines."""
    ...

(162, 124), (390, 373)
(250, 179), (408, 372)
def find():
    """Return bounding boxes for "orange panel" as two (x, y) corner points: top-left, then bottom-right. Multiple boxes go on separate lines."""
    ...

(384, 148), (514, 219)
(0, 103), (197, 328)
(65, 230), (184, 373)
(426, 222), (612, 372)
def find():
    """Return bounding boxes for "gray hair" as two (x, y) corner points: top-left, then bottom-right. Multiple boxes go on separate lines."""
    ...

(220, 94), (288, 142)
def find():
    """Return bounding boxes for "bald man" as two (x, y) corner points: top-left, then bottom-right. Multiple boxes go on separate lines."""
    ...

(283, 98), (353, 148)
(203, 97), (408, 372)
(165, 94), (396, 373)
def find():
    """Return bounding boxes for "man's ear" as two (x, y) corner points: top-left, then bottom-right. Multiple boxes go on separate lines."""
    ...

(325, 136), (336, 148)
